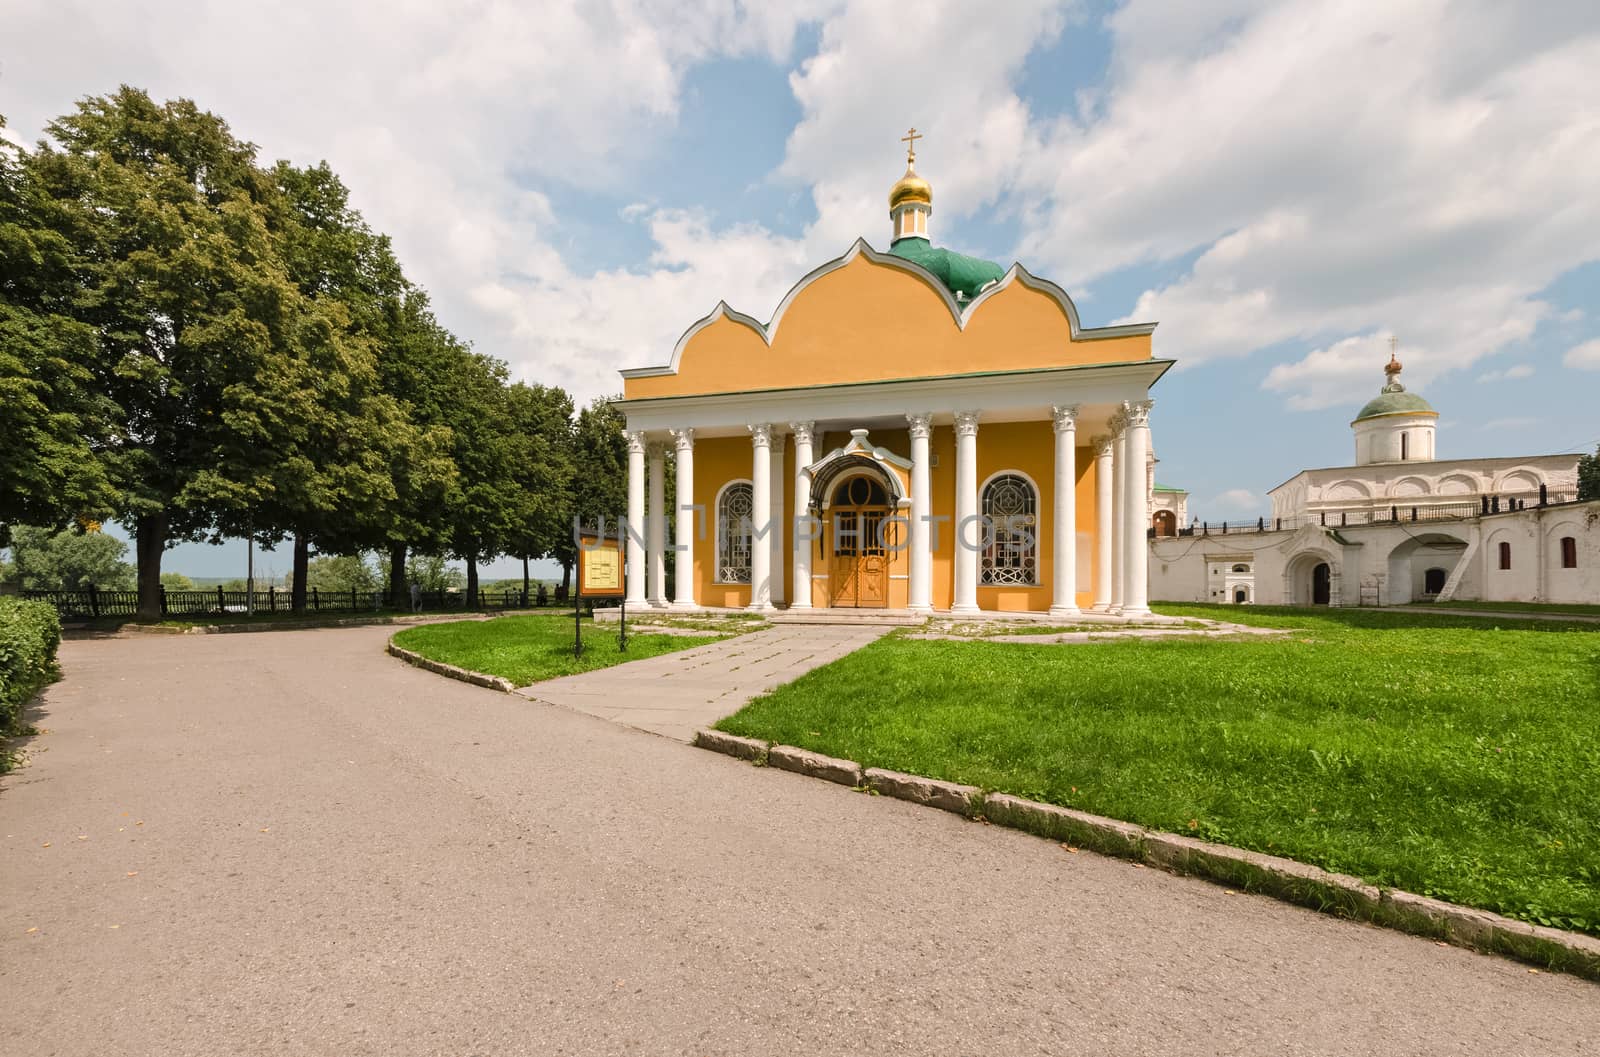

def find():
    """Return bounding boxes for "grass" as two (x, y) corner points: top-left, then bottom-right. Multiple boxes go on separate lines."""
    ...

(716, 604), (1600, 936)
(391, 612), (725, 687)
(1402, 600), (1600, 617)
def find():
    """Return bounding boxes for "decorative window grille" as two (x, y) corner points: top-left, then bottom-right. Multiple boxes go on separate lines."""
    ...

(980, 473), (1038, 585)
(717, 482), (754, 583)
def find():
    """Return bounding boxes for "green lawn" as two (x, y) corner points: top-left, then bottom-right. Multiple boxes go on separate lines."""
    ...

(391, 613), (724, 687)
(1403, 600), (1600, 617)
(716, 604), (1600, 936)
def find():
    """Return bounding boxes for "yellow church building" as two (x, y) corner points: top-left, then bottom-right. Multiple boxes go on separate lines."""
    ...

(615, 135), (1171, 617)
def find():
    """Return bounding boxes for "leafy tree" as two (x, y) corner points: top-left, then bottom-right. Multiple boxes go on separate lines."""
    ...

(404, 553), (463, 593)
(437, 352), (522, 607)
(304, 553), (379, 596)
(501, 382), (575, 602)
(0, 114), (114, 542)
(1579, 444), (1600, 502)
(8, 525), (135, 591)
(159, 571), (194, 590)
(24, 88), (310, 618)
(555, 396), (629, 592)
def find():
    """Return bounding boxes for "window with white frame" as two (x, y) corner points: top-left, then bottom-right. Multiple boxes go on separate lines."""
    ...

(980, 472), (1038, 585)
(717, 482), (753, 583)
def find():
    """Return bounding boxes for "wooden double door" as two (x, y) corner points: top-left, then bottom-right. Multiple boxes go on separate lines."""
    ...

(828, 476), (892, 608)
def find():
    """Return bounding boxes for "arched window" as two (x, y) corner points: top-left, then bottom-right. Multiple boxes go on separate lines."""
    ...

(980, 472), (1038, 585)
(716, 481), (753, 583)
(1401, 432), (1409, 460)
(1498, 541), (1511, 570)
(1561, 536), (1578, 569)
(1231, 563), (1250, 573)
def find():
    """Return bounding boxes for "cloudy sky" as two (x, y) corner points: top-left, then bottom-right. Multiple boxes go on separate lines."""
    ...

(4, 0), (1597, 579)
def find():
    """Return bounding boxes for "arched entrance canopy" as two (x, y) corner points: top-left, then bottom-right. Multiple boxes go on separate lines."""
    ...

(803, 429), (910, 513)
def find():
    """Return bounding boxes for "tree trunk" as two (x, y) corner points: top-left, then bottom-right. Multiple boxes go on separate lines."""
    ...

(291, 535), (309, 614)
(135, 512), (168, 621)
(388, 542), (407, 607)
(560, 561), (572, 593)
(466, 552), (479, 608)
(521, 555), (530, 607)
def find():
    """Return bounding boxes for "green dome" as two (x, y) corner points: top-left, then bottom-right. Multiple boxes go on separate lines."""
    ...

(887, 237), (1006, 301)
(1354, 389), (1436, 422)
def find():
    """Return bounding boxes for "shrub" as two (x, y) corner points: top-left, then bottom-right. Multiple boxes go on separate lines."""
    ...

(0, 598), (61, 761)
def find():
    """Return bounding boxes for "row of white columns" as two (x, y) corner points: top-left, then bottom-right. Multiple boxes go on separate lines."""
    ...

(623, 400), (1151, 614)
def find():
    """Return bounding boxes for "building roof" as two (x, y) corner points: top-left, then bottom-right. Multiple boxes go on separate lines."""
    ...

(886, 237), (1006, 301)
(1353, 389), (1436, 421)
(1153, 482), (1186, 493)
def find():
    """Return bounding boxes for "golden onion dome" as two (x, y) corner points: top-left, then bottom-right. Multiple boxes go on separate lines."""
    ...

(889, 163), (932, 210)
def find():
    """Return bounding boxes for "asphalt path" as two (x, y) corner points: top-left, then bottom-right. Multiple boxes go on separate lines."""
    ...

(2, 627), (1595, 1056)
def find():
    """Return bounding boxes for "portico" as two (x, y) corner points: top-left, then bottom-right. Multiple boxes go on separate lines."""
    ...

(616, 143), (1170, 617)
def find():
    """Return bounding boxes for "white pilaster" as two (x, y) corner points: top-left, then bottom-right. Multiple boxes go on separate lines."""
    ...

(1123, 400), (1153, 616)
(1111, 415), (1127, 614)
(625, 431), (646, 606)
(748, 423), (773, 611)
(1091, 434), (1114, 612)
(907, 412), (934, 613)
(1049, 406), (1079, 617)
(952, 410), (981, 615)
(670, 428), (696, 609)
(789, 421), (815, 609)
(647, 443), (666, 607)
(769, 430), (785, 606)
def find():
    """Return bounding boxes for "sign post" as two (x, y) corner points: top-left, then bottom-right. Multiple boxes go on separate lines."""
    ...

(576, 528), (626, 658)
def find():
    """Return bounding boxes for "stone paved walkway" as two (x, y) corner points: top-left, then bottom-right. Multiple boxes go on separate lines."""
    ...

(517, 624), (890, 741)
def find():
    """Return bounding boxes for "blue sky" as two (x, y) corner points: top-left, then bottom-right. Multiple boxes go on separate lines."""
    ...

(4, 0), (1598, 580)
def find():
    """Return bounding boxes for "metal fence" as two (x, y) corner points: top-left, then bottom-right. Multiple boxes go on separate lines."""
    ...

(1155, 494), (1586, 540)
(24, 585), (558, 620)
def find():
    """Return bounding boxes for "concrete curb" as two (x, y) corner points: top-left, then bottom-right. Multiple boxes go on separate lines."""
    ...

(104, 610), (549, 637)
(693, 730), (1600, 982)
(386, 641), (516, 693)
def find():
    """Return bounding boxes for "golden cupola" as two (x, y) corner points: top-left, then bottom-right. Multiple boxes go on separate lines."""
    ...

(889, 127), (933, 243)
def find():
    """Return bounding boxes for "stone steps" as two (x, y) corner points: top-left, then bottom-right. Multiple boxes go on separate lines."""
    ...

(768, 609), (928, 626)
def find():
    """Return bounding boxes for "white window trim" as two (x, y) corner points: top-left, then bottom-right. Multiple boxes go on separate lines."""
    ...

(714, 478), (755, 585)
(978, 468), (1043, 587)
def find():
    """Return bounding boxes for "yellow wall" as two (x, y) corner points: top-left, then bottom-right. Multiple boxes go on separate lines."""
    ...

(625, 254), (1151, 400)
(692, 436), (753, 609)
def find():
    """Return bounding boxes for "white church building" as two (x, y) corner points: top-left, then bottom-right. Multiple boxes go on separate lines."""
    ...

(1150, 353), (1596, 607)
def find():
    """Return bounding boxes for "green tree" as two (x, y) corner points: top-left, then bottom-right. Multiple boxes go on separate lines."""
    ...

(1579, 445), (1600, 502)
(439, 352), (522, 607)
(304, 553), (378, 596)
(159, 571), (194, 590)
(556, 396), (629, 592)
(0, 114), (114, 542)
(502, 382), (575, 602)
(404, 553), (463, 593)
(24, 88), (310, 618)
(8, 525), (135, 591)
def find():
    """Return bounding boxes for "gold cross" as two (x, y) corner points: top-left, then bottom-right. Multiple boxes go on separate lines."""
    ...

(901, 127), (921, 164)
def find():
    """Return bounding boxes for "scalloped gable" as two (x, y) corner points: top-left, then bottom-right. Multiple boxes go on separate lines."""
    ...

(621, 240), (1156, 399)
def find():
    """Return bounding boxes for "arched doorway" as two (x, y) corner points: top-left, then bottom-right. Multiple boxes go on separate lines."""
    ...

(828, 475), (892, 608)
(1423, 567), (1447, 595)
(1312, 563), (1331, 605)
(1233, 587), (1249, 604)
(1152, 510), (1176, 537)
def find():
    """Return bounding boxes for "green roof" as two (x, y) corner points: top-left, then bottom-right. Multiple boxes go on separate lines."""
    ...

(887, 237), (1006, 300)
(1353, 389), (1436, 422)
(1153, 482), (1185, 493)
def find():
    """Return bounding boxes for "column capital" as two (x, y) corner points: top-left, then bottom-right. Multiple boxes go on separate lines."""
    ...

(788, 420), (815, 446)
(954, 410), (980, 437)
(646, 440), (669, 459)
(906, 412), (934, 439)
(625, 429), (647, 454)
(1091, 433), (1115, 458)
(748, 422), (773, 448)
(669, 427), (696, 451)
(1122, 399), (1153, 428)
(1108, 410), (1127, 435)
(1050, 405), (1079, 432)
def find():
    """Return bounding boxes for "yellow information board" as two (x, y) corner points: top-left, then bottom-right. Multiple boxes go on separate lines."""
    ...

(577, 534), (625, 597)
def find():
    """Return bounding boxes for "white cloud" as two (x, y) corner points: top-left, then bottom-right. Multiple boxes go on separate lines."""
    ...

(1476, 364), (1535, 383)
(1564, 339), (1600, 370)
(1199, 489), (1263, 515)
(1011, 0), (1600, 408)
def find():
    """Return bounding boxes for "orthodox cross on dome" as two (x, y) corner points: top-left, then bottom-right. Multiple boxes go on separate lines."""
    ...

(901, 127), (922, 165)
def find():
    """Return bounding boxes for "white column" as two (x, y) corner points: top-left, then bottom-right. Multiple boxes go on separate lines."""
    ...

(952, 410), (981, 614)
(670, 428), (696, 609)
(647, 443), (666, 607)
(1111, 415), (1126, 614)
(906, 413), (934, 612)
(769, 430), (786, 606)
(748, 423), (773, 611)
(1091, 434), (1114, 612)
(625, 430), (646, 606)
(1123, 400), (1153, 616)
(1049, 406), (1079, 617)
(789, 421), (815, 609)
